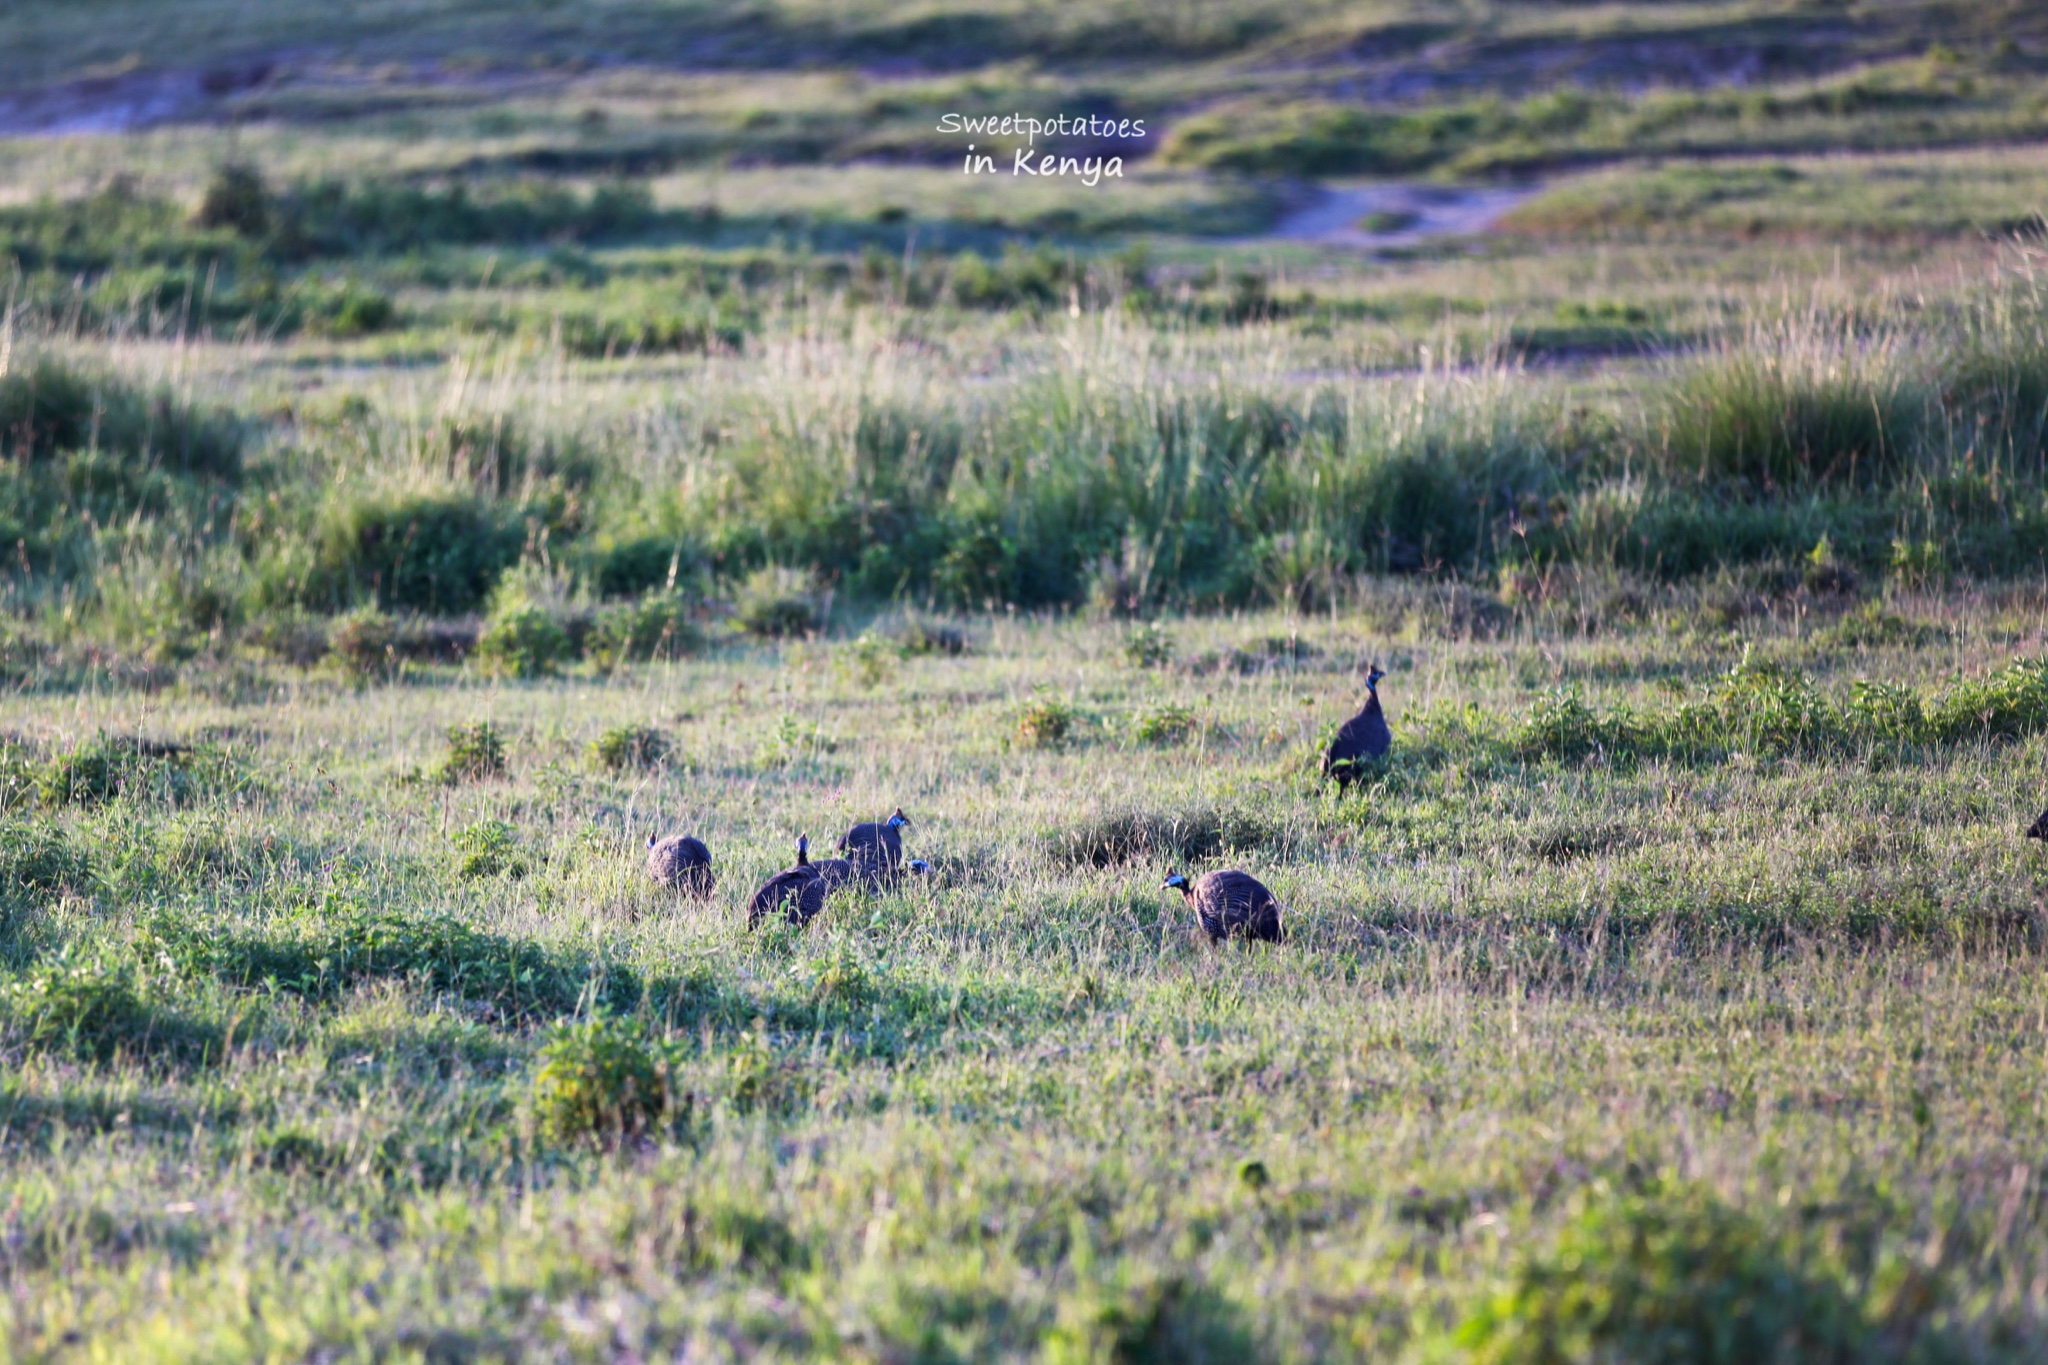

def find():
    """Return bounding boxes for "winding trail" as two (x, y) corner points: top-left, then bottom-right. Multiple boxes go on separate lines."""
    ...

(1263, 181), (1542, 249)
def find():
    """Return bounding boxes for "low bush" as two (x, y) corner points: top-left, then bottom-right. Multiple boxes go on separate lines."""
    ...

(1015, 695), (1078, 749)
(1124, 623), (1175, 668)
(585, 592), (700, 671)
(0, 819), (93, 904)
(0, 955), (192, 1063)
(452, 819), (526, 879)
(1451, 1182), (1922, 1364)
(1046, 803), (1280, 867)
(733, 566), (822, 639)
(436, 722), (506, 783)
(0, 353), (242, 479)
(327, 605), (396, 677)
(1131, 703), (1198, 746)
(475, 592), (571, 680)
(308, 487), (523, 614)
(1509, 654), (2048, 765)
(589, 725), (669, 773)
(531, 1017), (680, 1145)
(37, 734), (217, 808)
(141, 903), (645, 1019)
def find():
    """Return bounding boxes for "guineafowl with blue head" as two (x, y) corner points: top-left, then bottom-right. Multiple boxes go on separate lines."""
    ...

(1163, 869), (1285, 945)
(840, 807), (909, 884)
(1323, 663), (1390, 787)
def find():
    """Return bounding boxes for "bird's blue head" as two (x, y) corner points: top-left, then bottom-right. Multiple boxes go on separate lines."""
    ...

(888, 808), (909, 829)
(1162, 872), (1190, 892)
(646, 833), (656, 849)
(908, 858), (932, 874)
(1367, 663), (1386, 690)
(797, 834), (809, 858)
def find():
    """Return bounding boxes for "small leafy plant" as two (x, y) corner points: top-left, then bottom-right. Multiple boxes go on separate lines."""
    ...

(452, 819), (526, 879)
(1016, 693), (1078, 748)
(589, 725), (670, 773)
(531, 1017), (678, 1145)
(437, 722), (506, 783)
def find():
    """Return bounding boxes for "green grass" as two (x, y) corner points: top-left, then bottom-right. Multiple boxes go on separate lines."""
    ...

(5, 604), (2048, 1357)
(11, 0), (2048, 1355)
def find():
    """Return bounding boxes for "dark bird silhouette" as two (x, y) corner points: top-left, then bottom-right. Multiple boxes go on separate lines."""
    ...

(2028, 808), (2048, 840)
(840, 808), (909, 883)
(644, 833), (714, 897)
(1323, 663), (1390, 786)
(748, 835), (827, 928)
(1163, 869), (1285, 945)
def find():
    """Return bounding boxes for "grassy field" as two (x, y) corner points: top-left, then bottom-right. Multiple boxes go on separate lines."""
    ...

(7, 0), (2048, 1360)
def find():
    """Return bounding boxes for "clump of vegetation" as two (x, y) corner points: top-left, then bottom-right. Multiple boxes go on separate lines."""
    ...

(327, 605), (397, 678)
(1015, 694), (1079, 748)
(435, 722), (506, 783)
(37, 735), (210, 808)
(2, 955), (157, 1063)
(474, 583), (572, 679)
(843, 632), (894, 688)
(0, 819), (93, 904)
(451, 819), (526, 879)
(1131, 703), (1198, 746)
(1124, 623), (1175, 668)
(733, 566), (822, 639)
(1046, 803), (1279, 867)
(585, 592), (700, 671)
(589, 725), (670, 772)
(1509, 652), (2048, 763)
(531, 1017), (679, 1145)
(1451, 1182), (1916, 1364)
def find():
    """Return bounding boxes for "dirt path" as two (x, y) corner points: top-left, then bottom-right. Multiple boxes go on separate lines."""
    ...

(1263, 181), (1541, 249)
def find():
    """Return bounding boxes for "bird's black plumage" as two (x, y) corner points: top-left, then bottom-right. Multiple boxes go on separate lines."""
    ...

(1323, 664), (1390, 786)
(840, 808), (909, 883)
(748, 835), (827, 927)
(644, 833), (714, 897)
(1164, 869), (1285, 945)
(2028, 808), (2048, 840)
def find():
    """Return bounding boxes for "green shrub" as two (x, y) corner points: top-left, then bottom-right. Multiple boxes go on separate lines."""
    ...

(586, 592), (700, 671)
(0, 353), (242, 478)
(452, 819), (526, 879)
(0, 819), (93, 903)
(141, 904), (646, 1020)
(38, 735), (212, 808)
(1046, 803), (1279, 867)
(531, 1017), (677, 1145)
(843, 632), (894, 688)
(733, 566), (821, 639)
(3, 956), (154, 1063)
(1656, 333), (1916, 489)
(1925, 656), (2048, 743)
(193, 164), (271, 237)
(310, 488), (522, 614)
(1452, 1183), (1889, 1365)
(436, 722), (506, 783)
(1132, 703), (1198, 746)
(1124, 623), (1175, 668)
(589, 725), (669, 773)
(328, 605), (396, 677)
(475, 595), (571, 680)
(1016, 694), (1078, 748)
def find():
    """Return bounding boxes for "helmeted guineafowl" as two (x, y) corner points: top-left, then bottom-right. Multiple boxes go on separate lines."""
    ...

(1323, 663), (1390, 786)
(748, 835), (827, 928)
(1163, 869), (1285, 945)
(840, 808), (909, 883)
(644, 833), (714, 897)
(2028, 808), (2048, 840)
